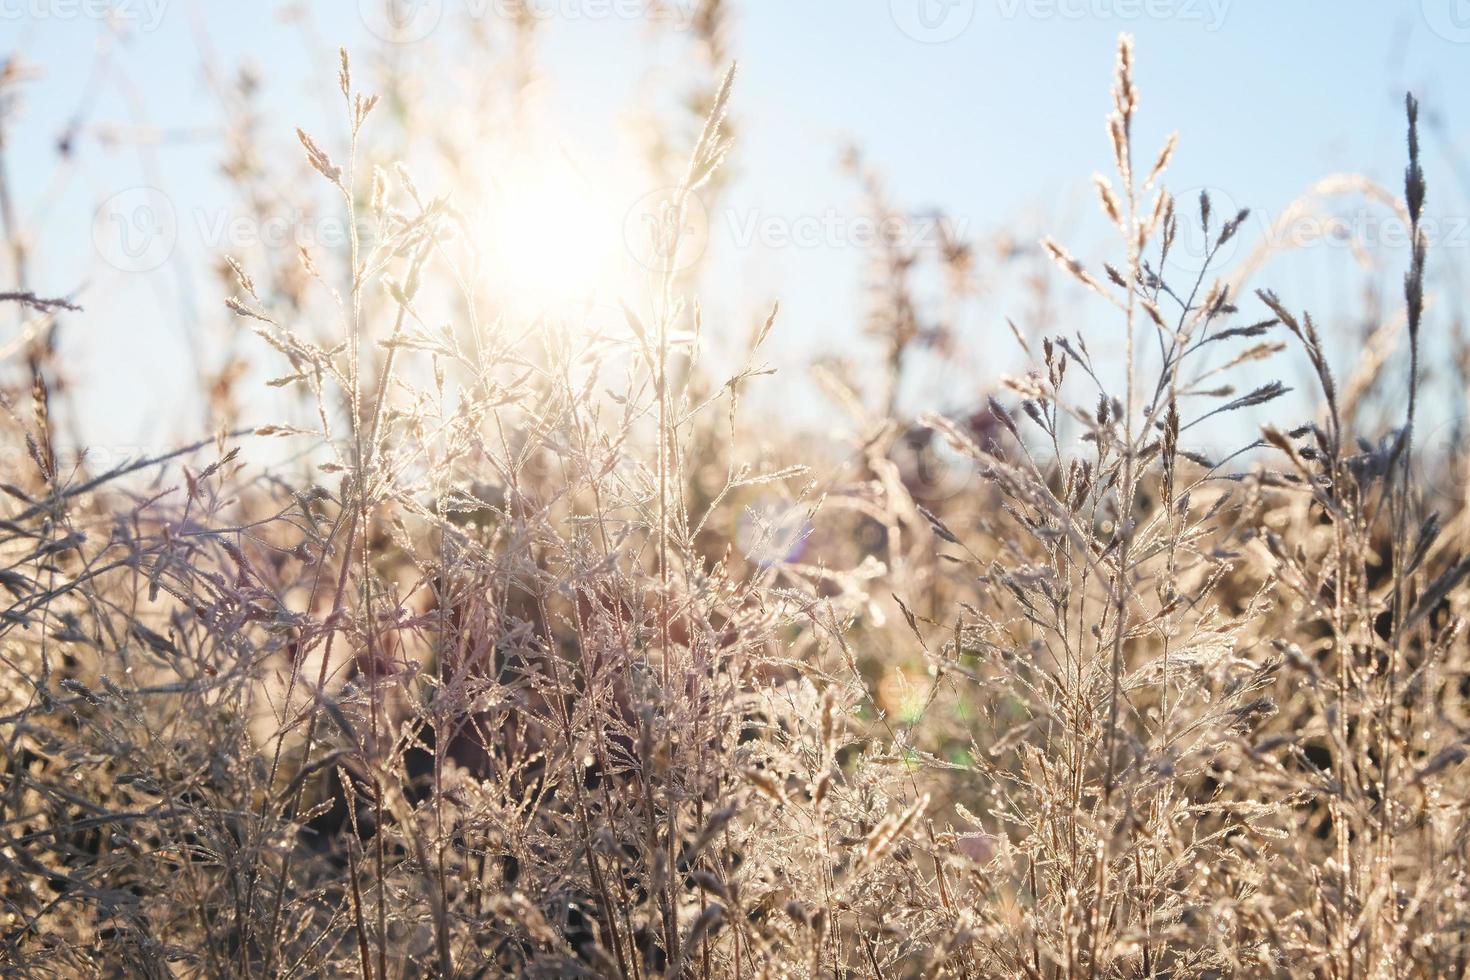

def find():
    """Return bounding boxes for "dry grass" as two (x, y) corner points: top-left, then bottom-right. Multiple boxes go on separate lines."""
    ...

(3, 22), (1470, 979)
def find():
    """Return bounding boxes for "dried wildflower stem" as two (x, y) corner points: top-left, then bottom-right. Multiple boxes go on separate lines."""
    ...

(15, 24), (1470, 979)
(1376, 91), (1427, 965)
(259, 53), (402, 978)
(1102, 33), (1137, 803)
(644, 62), (734, 965)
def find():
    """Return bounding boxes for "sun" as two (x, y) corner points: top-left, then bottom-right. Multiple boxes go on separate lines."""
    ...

(473, 139), (631, 323)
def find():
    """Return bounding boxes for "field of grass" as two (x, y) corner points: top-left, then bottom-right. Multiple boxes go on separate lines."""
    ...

(4, 12), (1470, 979)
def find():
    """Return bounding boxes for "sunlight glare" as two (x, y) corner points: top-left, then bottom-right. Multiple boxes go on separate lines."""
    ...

(475, 138), (631, 324)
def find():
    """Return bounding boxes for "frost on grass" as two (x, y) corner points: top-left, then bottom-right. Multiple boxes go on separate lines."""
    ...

(2, 29), (1469, 980)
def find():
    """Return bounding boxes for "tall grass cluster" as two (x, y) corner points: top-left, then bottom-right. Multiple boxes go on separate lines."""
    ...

(5, 21), (1470, 978)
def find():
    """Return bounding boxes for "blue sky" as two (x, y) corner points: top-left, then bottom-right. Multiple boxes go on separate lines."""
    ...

(4, 1), (1469, 453)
